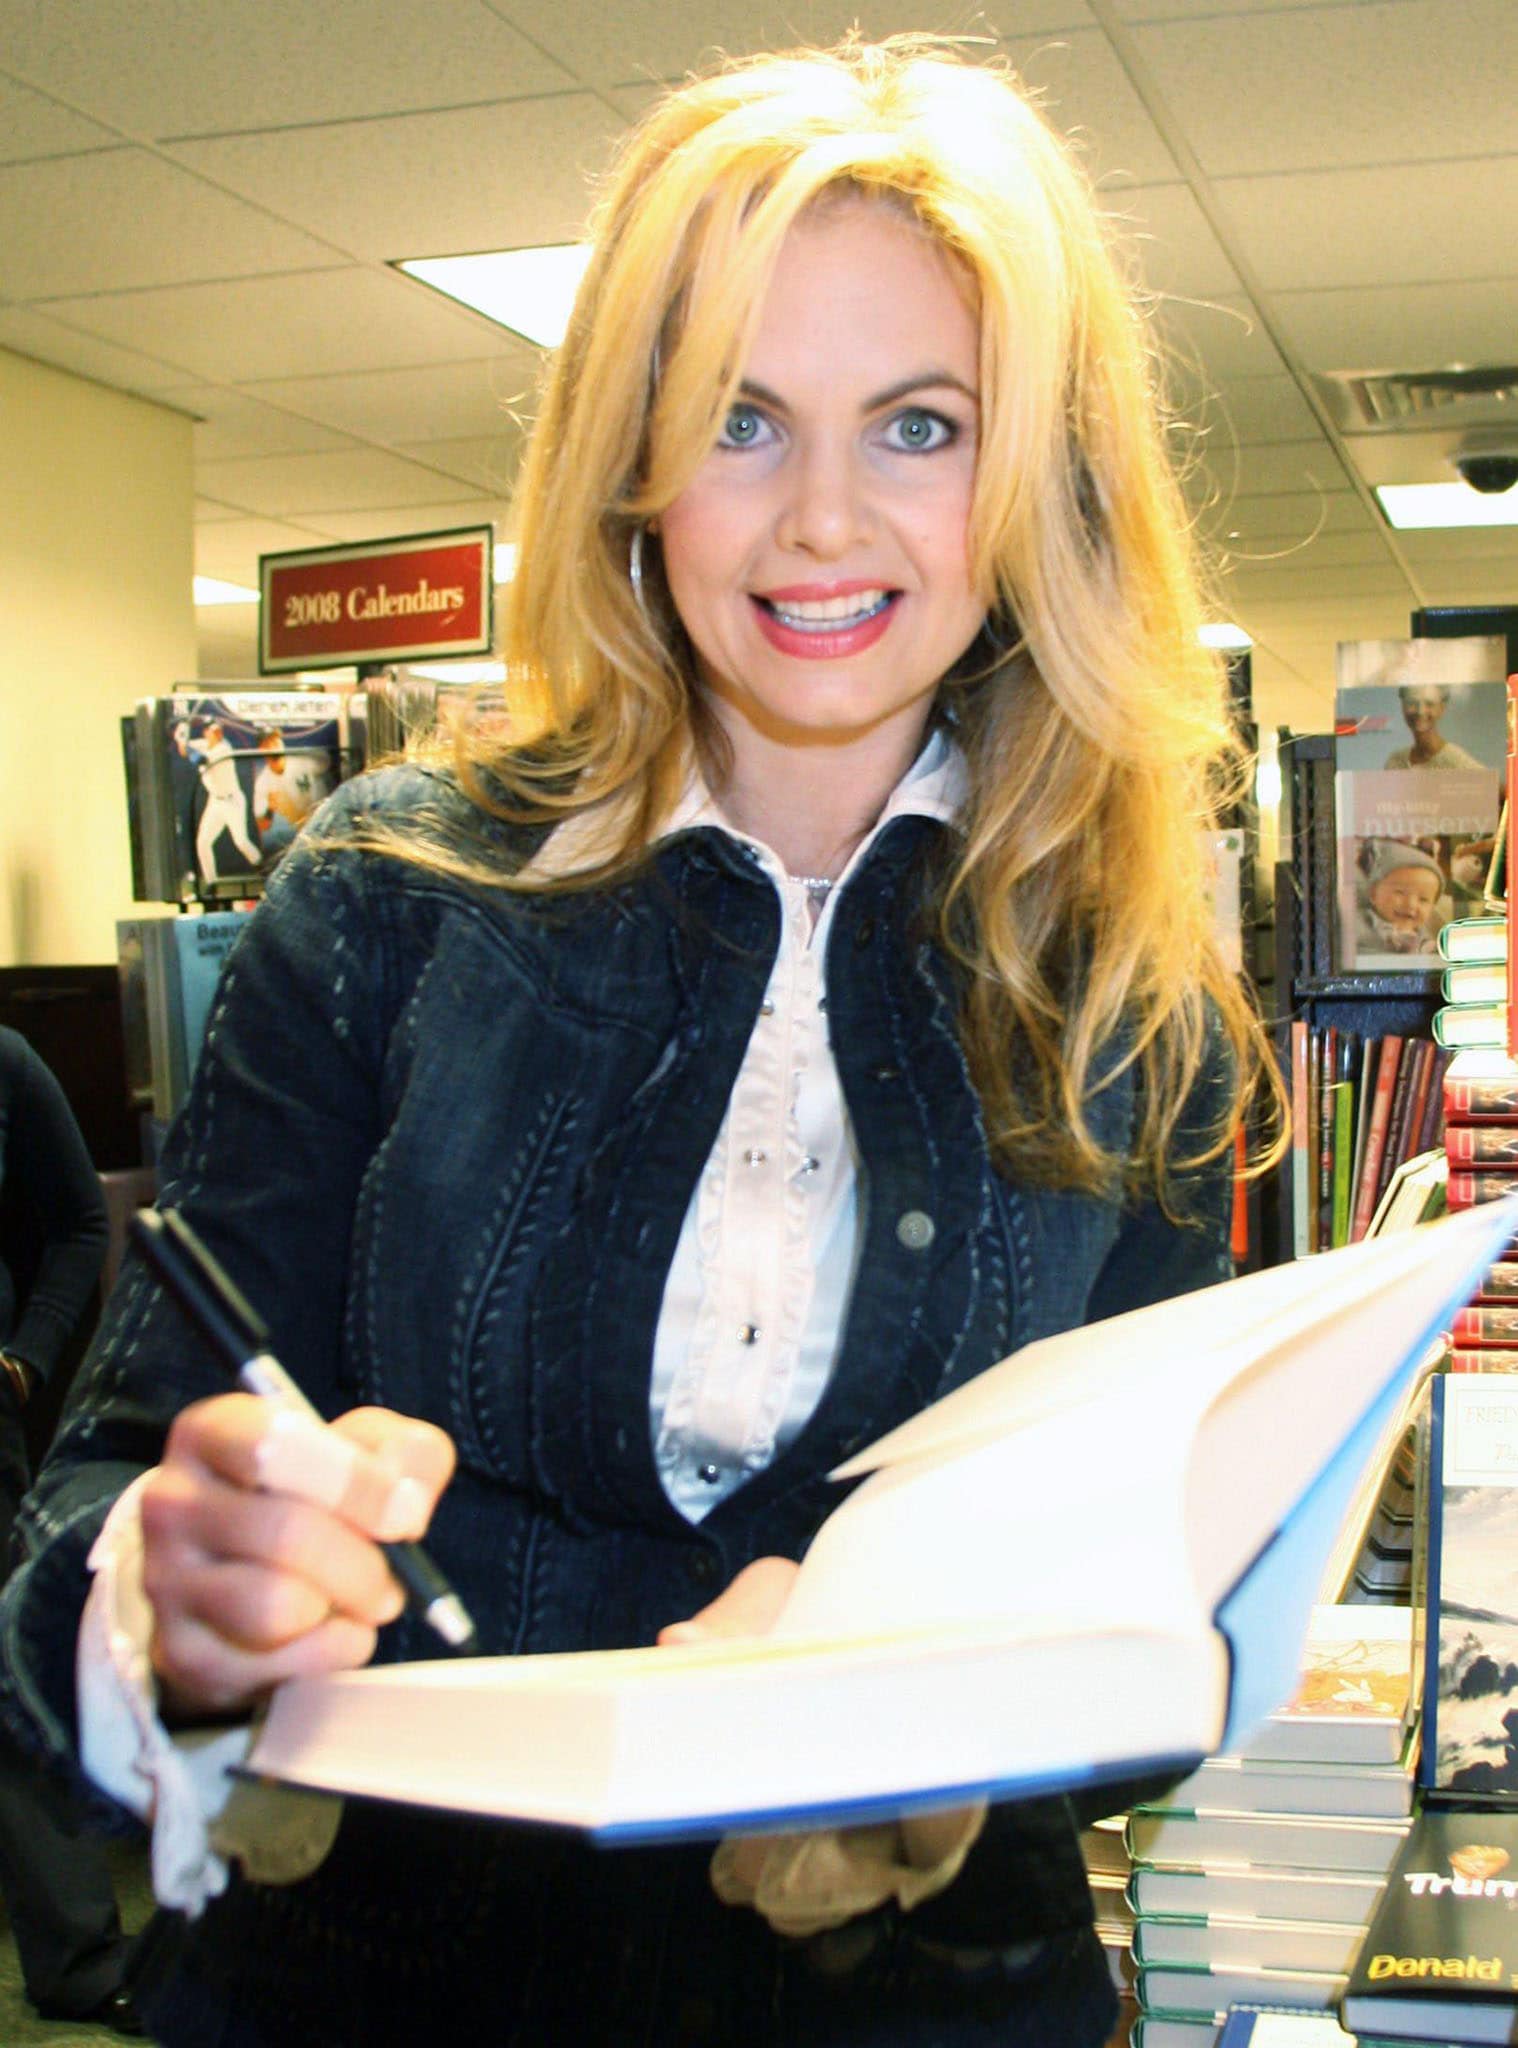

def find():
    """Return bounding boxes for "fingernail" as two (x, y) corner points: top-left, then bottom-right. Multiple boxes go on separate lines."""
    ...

(378, 1475), (429, 1540)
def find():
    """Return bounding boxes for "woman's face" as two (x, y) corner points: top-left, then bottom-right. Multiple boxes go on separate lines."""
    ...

(658, 201), (986, 765)
(1400, 687), (1448, 738)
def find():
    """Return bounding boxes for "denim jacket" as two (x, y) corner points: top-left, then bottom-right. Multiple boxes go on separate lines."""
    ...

(0, 767), (1234, 2047)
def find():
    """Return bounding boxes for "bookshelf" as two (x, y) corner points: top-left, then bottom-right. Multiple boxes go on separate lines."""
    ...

(1270, 733), (1440, 1261)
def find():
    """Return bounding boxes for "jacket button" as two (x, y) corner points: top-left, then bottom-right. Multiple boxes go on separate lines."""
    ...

(896, 1210), (935, 1251)
(688, 1553), (718, 1585)
(874, 1064), (901, 1084)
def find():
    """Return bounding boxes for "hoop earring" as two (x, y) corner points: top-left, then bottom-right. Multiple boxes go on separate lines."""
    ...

(629, 525), (645, 600)
(980, 606), (1021, 659)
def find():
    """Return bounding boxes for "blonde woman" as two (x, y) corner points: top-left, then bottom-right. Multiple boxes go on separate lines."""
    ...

(0, 40), (1275, 2047)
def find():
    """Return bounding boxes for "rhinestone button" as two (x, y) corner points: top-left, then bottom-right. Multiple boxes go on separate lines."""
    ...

(699, 1462), (721, 1484)
(738, 1323), (760, 1345)
(744, 1148), (767, 1165)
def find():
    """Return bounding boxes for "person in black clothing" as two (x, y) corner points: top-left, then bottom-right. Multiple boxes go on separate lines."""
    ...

(0, 1025), (141, 2035)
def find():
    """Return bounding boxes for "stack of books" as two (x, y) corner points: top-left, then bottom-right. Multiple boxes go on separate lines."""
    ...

(1288, 1024), (1448, 1255)
(1082, 1819), (1138, 2002)
(1434, 913), (1510, 1053)
(1438, 925), (1518, 1372)
(1125, 1609), (1419, 2048)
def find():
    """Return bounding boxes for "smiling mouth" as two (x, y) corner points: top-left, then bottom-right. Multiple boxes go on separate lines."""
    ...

(755, 589), (897, 632)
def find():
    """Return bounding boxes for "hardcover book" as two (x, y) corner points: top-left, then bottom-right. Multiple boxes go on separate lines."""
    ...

(1129, 1866), (1385, 1929)
(1242, 1605), (1415, 1769)
(1450, 1128), (1518, 1168)
(1163, 1745), (1415, 1824)
(1340, 1806), (1518, 2042)
(1334, 638), (1506, 972)
(1134, 1911), (1367, 1975)
(1448, 1167), (1518, 1210)
(1445, 1050), (1518, 1123)
(1437, 1005), (1510, 1054)
(1440, 917), (1509, 965)
(1453, 1304), (1518, 1344)
(1127, 1806), (1410, 1878)
(1137, 1961), (1343, 2019)
(247, 1205), (1518, 1841)
(1446, 962), (1510, 1008)
(1422, 1372), (1518, 1801)
(1217, 2014), (1355, 2047)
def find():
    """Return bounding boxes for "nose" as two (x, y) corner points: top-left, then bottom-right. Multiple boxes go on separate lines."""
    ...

(774, 439), (872, 559)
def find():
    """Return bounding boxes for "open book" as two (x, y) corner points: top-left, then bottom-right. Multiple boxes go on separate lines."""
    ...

(248, 1199), (1518, 1841)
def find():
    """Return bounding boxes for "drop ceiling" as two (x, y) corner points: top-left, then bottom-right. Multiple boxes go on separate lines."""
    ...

(2, 0), (1516, 733)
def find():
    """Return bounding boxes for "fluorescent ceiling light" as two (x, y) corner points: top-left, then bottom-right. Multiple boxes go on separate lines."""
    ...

(194, 575), (259, 606)
(1199, 622), (1252, 650)
(494, 542), (518, 583)
(397, 245), (592, 348)
(1377, 482), (1518, 529)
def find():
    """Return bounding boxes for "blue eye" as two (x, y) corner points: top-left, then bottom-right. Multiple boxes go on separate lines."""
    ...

(886, 407), (954, 452)
(719, 403), (770, 449)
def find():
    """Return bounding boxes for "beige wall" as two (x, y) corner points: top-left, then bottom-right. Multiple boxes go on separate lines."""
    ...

(2, 348), (195, 965)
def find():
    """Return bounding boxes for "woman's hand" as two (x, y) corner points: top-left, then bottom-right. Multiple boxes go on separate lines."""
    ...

(657, 1555), (799, 1646)
(139, 1394), (455, 1721)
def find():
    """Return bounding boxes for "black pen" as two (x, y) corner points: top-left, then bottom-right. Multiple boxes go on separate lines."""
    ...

(131, 1207), (477, 1654)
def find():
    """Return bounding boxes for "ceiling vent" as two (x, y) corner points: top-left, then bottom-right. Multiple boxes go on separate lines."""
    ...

(1315, 365), (1518, 432)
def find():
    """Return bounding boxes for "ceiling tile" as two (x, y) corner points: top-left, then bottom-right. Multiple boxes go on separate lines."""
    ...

(394, 433), (525, 493)
(1270, 278), (1518, 375)
(167, 95), (621, 263)
(491, 0), (1093, 93)
(195, 446), (494, 519)
(1171, 372), (1322, 445)
(1132, 1), (1518, 177)
(0, 0), (572, 136)
(161, 386), (362, 460)
(1221, 529), (1403, 573)
(41, 268), (505, 383)
(0, 73), (117, 162)
(247, 353), (542, 446)
(1107, 182), (1242, 299)
(1199, 488), (1378, 546)
(1399, 528), (1518, 565)
(1214, 156), (1518, 292)
(1196, 438), (1356, 500)
(0, 305), (188, 390)
(1111, 0), (1402, 16)
(1154, 294), (1291, 383)
(1227, 560), (1416, 601)
(999, 29), (1180, 188)
(0, 149), (339, 299)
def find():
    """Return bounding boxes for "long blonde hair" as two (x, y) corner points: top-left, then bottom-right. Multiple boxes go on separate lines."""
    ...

(424, 37), (1278, 1195)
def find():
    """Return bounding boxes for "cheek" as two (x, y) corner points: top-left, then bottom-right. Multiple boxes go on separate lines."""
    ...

(659, 489), (742, 609)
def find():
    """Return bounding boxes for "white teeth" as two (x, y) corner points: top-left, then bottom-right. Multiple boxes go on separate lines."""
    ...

(765, 589), (891, 628)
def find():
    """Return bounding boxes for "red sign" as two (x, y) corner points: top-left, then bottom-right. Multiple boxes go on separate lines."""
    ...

(259, 526), (494, 673)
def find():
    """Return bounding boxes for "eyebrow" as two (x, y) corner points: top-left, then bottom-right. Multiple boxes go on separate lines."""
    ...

(737, 372), (979, 412)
